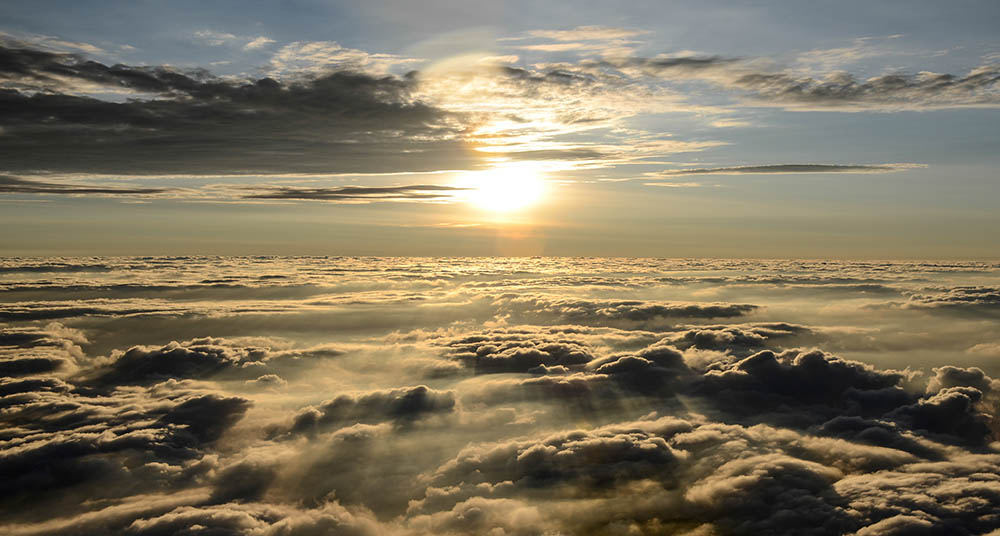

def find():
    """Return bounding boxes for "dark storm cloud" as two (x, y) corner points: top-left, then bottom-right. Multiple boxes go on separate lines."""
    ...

(0, 42), (476, 176)
(656, 163), (920, 176)
(0, 175), (169, 196)
(243, 184), (469, 201)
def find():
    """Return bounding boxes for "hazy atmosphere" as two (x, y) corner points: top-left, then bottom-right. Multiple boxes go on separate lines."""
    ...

(0, 0), (998, 256)
(2, 2), (999, 535)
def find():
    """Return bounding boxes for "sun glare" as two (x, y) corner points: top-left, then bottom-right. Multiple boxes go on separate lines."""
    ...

(460, 164), (546, 213)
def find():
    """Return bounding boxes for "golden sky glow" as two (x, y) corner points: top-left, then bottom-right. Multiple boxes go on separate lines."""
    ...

(457, 163), (547, 213)
(0, 3), (997, 258)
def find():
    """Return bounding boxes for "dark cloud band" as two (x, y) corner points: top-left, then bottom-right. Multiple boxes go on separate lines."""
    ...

(656, 163), (923, 176)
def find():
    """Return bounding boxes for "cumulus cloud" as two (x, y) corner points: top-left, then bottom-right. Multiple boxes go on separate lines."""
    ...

(0, 376), (249, 510)
(92, 337), (346, 386)
(3, 257), (1000, 535)
(427, 416), (689, 496)
(690, 349), (917, 428)
(0, 322), (86, 376)
(95, 337), (268, 385)
(443, 331), (595, 374)
(286, 385), (456, 435)
(244, 374), (287, 389)
(416, 413), (997, 535)
(664, 323), (813, 358)
(927, 365), (999, 394)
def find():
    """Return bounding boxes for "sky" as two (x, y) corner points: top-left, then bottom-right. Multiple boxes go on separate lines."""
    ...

(1, 0), (998, 257)
(2, 4), (1000, 533)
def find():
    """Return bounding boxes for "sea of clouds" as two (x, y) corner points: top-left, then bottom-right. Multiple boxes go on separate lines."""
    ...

(1, 257), (999, 535)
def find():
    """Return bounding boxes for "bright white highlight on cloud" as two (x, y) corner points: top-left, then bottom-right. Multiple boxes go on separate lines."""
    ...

(243, 36), (275, 51)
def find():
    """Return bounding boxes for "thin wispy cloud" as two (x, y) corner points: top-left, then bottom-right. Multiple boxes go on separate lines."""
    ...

(0, 175), (169, 196)
(267, 40), (421, 77)
(653, 163), (927, 176)
(193, 29), (239, 47)
(243, 36), (276, 51)
(243, 184), (470, 202)
(520, 26), (650, 42)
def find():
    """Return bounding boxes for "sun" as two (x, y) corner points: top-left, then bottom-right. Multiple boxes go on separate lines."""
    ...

(459, 163), (546, 212)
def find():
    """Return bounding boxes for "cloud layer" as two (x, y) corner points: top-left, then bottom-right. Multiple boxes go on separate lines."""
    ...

(2, 257), (999, 535)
